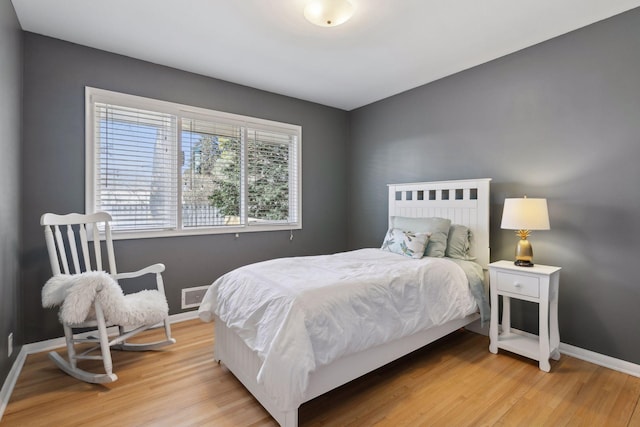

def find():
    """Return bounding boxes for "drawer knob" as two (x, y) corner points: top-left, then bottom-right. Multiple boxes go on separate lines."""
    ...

(514, 282), (522, 288)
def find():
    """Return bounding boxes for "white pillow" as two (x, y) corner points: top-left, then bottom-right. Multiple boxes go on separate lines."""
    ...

(381, 228), (430, 259)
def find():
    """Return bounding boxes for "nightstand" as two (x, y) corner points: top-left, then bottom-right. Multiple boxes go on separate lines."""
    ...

(488, 260), (561, 372)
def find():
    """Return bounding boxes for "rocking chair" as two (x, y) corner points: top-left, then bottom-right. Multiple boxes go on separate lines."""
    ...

(40, 212), (176, 384)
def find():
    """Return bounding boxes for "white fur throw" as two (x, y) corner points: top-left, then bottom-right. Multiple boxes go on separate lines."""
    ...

(42, 271), (169, 327)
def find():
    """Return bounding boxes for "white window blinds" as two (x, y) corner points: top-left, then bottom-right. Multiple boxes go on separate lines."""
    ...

(93, 103), (178, 231)
(86, 87), (302, 239)
(246, 129), (299, 224)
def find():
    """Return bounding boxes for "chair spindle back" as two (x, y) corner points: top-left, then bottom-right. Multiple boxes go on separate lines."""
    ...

(41, 212), (118, 276)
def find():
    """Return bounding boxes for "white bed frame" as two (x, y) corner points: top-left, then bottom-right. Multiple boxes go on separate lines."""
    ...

(213, 178), (491, 426)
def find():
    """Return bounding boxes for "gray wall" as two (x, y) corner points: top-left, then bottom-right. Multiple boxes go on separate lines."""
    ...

(349, 8), (640, 364)
(21, 34), (349, 343)
(0, 1), (23, 385)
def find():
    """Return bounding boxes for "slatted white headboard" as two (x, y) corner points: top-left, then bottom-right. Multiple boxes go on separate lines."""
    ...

(388, 178), (492, 269)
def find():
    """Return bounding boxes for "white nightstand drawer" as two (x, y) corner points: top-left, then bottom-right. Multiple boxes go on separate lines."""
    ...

(496, 271), (539, 298)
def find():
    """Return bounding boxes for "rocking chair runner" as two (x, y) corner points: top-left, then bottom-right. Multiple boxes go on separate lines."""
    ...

(40, 212), (176, 384)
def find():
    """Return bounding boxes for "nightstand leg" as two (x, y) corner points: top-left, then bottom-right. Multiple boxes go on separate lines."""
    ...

(489, 278), (498, 354)
(549, 275), (561, 361)
(539, 286), (551, 372)
(502, 296), (511, 334)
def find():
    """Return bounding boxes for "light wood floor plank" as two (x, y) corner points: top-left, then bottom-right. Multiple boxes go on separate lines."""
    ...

(3, 319), (640, 426)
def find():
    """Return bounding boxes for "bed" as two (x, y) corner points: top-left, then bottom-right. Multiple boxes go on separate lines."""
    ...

(198, 178), (491, 426)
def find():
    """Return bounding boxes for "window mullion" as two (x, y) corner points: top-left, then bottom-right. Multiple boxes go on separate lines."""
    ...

(176, 116), (185, 231)
(241, 126), (248, 227)
(289, 135), (297, 224)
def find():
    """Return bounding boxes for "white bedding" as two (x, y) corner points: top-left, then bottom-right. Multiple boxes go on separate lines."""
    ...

(198, 248), (478, 411)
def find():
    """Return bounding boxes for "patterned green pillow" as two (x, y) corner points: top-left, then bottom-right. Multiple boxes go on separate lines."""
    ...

(381, 228), (430, 259)
(390, 216), (451, 257)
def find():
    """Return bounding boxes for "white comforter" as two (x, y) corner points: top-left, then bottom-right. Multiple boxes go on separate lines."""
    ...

(198, 248), (478, 410)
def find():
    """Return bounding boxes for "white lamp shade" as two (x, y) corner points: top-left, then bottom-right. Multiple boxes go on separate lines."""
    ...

(304, 0), (354, 27)
(501, 198), (550, 230)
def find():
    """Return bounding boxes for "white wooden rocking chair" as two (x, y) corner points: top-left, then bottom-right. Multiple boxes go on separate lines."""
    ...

(40, 212), (176, 384)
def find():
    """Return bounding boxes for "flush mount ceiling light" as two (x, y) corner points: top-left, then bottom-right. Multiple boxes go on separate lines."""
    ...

(304, 0), (355, 27)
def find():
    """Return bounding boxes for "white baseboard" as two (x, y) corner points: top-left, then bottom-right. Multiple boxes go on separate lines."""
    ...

(165, 309), (200, 324)
(0, 346), (28, 422)
(560, 342), (640, 378)
(464, 318), (490, 336)
(491, 328), (640, 378)
(0, 310), (199, 421)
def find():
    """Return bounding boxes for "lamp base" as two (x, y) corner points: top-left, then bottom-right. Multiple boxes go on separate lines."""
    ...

(514, 235), (534, 267)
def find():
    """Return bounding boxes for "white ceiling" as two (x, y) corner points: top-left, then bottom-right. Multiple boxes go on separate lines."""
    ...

(11, 0), (640, 111)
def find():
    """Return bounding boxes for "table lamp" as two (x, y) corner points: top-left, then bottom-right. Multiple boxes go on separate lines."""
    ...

(500, 197), (550, 267)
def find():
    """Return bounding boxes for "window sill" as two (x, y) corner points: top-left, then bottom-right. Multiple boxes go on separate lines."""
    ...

(106, 223), (302, 240)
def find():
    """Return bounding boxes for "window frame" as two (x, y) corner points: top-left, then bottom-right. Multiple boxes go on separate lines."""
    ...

(85, 87), (302, 240)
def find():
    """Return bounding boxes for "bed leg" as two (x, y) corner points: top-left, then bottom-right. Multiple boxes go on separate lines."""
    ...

(281, 410), (298, 427)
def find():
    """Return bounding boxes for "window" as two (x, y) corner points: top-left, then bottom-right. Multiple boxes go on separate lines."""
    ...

(86, 87), (301, 239)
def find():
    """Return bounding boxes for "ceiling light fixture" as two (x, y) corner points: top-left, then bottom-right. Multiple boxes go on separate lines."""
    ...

(304, 0), (355, 27)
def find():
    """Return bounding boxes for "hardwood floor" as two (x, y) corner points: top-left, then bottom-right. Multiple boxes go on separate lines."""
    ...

(4, 319), (640, 426)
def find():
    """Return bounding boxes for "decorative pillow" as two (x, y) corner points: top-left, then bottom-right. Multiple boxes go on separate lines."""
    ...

(445, 224), (476, 260)
(381, 228), (430, 259)
(390, 216), (451, 257)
